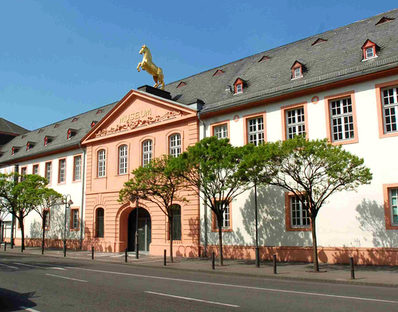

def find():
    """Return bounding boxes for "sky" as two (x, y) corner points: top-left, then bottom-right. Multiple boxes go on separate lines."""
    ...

(1, 0), (397, 130)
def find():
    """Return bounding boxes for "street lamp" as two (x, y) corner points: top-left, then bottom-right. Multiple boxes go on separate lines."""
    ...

(62, 194), (73, 253)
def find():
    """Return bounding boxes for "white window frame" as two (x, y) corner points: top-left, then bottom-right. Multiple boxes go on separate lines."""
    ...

(73, 156), (82, 181)
(329, 97), (355, 142)
(247, 117), (264, 146)
(142, 140), (152, 166)
(71, 209), (79, 229)
(213, 124), (228, 139)
(390, 188), (398, 226)
(118, 145), (128, 175)
(366, 47), (374, 58)
(235, 83), (243, 94)
(286, 107), (305, 139)
(215, 201), (231, 229)
(381, 86), (398, 134)
(45, 162), (52, 183)
(97, 150), (106, 177)
(290, 196), (310, 228)
(169, 134), (181, 157)
(58, 159), (66, 183)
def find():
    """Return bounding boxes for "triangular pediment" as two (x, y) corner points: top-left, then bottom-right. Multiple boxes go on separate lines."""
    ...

(82, 90), (197, 143)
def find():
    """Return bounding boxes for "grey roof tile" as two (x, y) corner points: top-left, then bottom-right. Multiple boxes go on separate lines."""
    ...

(0, 118), (28, 135)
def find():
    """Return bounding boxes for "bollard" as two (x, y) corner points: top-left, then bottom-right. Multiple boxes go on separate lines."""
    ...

(212, 252), (215, 270)
(91, 246), (94, 260)
(3, 242), (6, 251)
(255, 247), (260, 268)
(198, 246), (201, 258)
(63, 241), (66, 257)
(125, 248), (128, 263)
(273, 254), (277, 274)
(350, 257), (355, 279)
(163, 249), (167, 266)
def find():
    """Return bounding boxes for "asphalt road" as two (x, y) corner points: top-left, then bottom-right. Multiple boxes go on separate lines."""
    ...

(0, 253), (397, 312)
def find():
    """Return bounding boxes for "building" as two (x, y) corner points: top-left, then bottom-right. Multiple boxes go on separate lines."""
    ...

(1, 9), (398, 264)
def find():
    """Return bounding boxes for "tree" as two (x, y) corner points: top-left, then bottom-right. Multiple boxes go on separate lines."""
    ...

(175, 137), (251, 265)
(35, 188), (63, 254)
(119, 155), (187, 263)
(0, 173), (49, 252)
(0, 203), (9, 243)
(258, 136), (372, 271)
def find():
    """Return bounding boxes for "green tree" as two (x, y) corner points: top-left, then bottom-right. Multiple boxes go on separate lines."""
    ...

(35, 188), (63, 254)
(119, 155), (187, 263)
(259, 136), (372, 271)
(176, 137), (251, 265)
(0, 173), (50, 252)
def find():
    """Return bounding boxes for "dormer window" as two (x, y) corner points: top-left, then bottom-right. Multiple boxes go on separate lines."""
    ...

(375, 16), (395, 26)
(177, 81), (186, 88)
(213, 69), (224, 77)
(291, 61), (304, 80)
(362, 40), (379, 61)
(233, 78), (246, 95)
(44, 136), (54, 146)
(90, 121), (97, 128)
(11, 146), (19, 155)
(96, 109), (103, 114)
(67, 129), (77, 140)
(72, 117), (79, 122)
(26, 142), (35, 151)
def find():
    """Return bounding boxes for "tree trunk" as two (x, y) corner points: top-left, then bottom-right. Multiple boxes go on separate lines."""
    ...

(311, 216), (319, 272)
(169, 216), (174, 263)
(20, 217), (25, 253)
(42, 213), (46, 254)
(217, 217), (224, 266)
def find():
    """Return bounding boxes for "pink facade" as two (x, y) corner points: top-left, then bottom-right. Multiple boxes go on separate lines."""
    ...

(82, 89), (200, 256)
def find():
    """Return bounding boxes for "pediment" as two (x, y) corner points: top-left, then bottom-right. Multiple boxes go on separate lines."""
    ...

(82, 90), (196, 143)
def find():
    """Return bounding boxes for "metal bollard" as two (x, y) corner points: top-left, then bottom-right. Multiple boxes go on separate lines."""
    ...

(63, 241), (66, 257)
(255, 247), (260, 268)
(350, 257), (355, 279)
(125, 248), (128, 263)
(3, 242), (6, 251)
(273, 254), (277, 274)
(212, 252), (215, 270)
(91, 246), (94, 260)
(198, 246), (201, 258)
(163, 249), (167, 266)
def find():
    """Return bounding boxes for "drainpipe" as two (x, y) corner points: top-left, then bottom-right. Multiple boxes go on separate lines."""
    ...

(197, 111), (208, 257)
(79, 147), (86, 250)
(10, 164), (19, 249)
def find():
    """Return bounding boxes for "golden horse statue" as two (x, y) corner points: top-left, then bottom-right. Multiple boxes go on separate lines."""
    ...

(137, 45), (165, 90)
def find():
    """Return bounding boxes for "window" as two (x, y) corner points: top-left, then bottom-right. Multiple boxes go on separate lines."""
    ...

(362, 40), (378, 60)
(291, 61), (304, 79)
(366, 47), (374, 58)
(118, 145), (128, 175)
(21, 167), (27, 180)
(169, 134), (181, 157)
(73, 155), (82, 181)
(43, 209), (50, 229)
(70, 209), (79, 230)
(381, 86), (398, 133)
(294, 67), (301, 78)
(247, 116), (265, 145)
(96, 208), (104, 238)
(213, 124), (228, 139)
(285, 106), (305, 139)
(213, 200), (231, 230)
(58, 159), (66, 183)
(383, 184), (398, 230)
(32, 164), (39, 175)
(45, 162), (52, 183)
(328, 97), (355, 142)
(97, 149), (106, 177)
(170, 204), (181, 240)
(285, 194), (310, 231)
(142, 140), (152, 166)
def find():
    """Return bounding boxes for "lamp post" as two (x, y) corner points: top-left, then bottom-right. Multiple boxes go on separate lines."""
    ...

(254, 182), (260, 268)
(63, 195), (73, 252)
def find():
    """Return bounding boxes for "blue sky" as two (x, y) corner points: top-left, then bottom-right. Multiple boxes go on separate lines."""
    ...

(1, 1), (397, 130)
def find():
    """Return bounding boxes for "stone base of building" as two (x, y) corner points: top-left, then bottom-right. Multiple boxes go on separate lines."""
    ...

(205, 245), (398, 266)
(24, 238), (82, 250)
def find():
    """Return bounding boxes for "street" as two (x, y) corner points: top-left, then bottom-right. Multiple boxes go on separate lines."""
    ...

(0, 253), (397, 311)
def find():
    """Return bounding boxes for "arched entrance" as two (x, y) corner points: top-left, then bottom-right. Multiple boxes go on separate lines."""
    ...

(127, 208), (151, 252)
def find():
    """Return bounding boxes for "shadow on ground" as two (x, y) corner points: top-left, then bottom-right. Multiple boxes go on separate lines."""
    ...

(0, 288), (37, 311)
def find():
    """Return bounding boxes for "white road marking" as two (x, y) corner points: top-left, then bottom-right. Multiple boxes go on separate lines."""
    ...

(20, 307), (41, 312)
(145, 290), (240, 308)
(49, 267), (66, 271)
(0, 263), (18, 270)
(72, 267), (398, 304)
(45, 273), (88, 283)
(14, 262), (41, 268)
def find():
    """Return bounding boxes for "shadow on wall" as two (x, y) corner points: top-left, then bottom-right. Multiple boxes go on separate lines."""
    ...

(175, 217), (200, 258)
(82, 224), (113, 252)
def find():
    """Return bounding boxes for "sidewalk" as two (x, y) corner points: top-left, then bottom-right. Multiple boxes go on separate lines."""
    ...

(2, 245), (398, 288)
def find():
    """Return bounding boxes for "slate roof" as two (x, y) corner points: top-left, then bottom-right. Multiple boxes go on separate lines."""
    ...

(0, 103), (116, 164)
(0, 118), (28, 135)
(163, 9), (398, 114)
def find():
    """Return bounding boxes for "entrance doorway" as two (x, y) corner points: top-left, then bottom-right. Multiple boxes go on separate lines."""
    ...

(127, 208), (151, 252)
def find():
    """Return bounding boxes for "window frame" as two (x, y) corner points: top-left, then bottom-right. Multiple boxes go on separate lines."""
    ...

(95, 208), (105, 238)
(58, 158), (66, 184)
(285, 193), (311, 231)
(142, 139), (153, 167)
(168, 133), (182, 158)
(281, 102), (308, 140)
(168, 204), (182, 241)
(97, 149), (106, 178)
(70, 207), (79, 231)
(211, 200), (233, 232)
(211, 120), (230, 139)
(45, 161), (52, 184)
(73, 155), (82, 181)
(376, 80), (398, 138)
(32, 164), (39, 175)
(243, 113), (267, 145)
(383, 183), (398, 230)
(324, 91), (358, 145)
(118, 144), (128, 175)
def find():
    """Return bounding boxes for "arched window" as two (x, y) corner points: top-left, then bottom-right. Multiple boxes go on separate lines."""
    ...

(142, 140), (152, 166)
(169, 134), (181, 157)
(96, 208), (104, 238)
(118, 145), (128, 175)
(171, 204), (181, 240)
(97, 149), (106, 177)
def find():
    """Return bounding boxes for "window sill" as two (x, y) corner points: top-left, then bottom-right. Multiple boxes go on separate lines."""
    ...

(286, 226), (311, 232)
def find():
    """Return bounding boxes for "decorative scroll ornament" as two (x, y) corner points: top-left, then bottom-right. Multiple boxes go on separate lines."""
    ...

(95, 110), (182, 138)
(137, 44), (165, 90)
